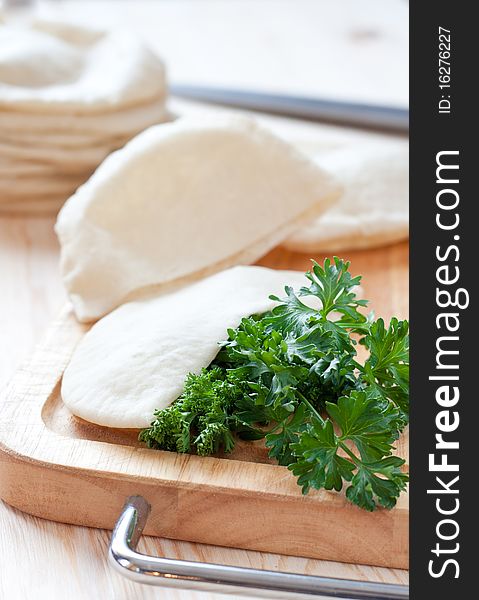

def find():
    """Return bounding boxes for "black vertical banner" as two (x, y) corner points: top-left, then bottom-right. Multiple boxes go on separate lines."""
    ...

(410, 3), (474, 598)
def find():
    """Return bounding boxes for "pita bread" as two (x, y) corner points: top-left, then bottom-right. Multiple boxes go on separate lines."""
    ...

(0, 159), (60, 177)
(0, 174), (81, 197)
(0, 195), (67, 214)
(0, 99), (170, 139)
(170, 99), (409, 251)
(55, 115), (339, 322)
(283, 142), (409, 252)
(0, 156), (104, 177)
(61, 266), (308, 429)
(0, 19), (166, 113)
(0, 168), (82, 182)
(0, 19), (170, 213)
(0, 129), (124, 148)
(0, 136), (127, 165)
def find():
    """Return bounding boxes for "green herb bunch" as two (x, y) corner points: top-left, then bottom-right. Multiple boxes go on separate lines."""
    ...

(139, 258), (409, 511)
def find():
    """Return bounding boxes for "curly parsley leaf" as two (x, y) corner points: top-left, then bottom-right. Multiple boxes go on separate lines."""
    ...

(140, 258), (409, 511)
(139, 367), (238, 456)
(360, 318), (410, 418)
(302, 257), (368, 322)
(290, 392), (407, 510)
(346, 456), (408, 511)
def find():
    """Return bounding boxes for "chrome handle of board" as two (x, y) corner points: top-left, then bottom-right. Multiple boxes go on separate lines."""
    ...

(109, 496), (409, 599)
(170, 85), (409, 133)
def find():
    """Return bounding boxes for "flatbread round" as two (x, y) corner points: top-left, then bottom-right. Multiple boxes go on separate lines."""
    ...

(0, 19), (166, 113)
(55, 115), (340, 322)
(0, 129), (124, 148)
(0, 158), (60, 177)
(0, 173), (81, 197)
(283, 142), (408, 252)
(169, 99), (408, 252)
(0, 137), (125, 165)
(61, 266), (307, 428)
(0, 18), (170, 214)
(0, 98), (170, 138)
(0, 195), (67, 214)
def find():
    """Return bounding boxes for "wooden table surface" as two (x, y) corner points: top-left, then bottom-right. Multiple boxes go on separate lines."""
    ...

(0, 1), (408, 597)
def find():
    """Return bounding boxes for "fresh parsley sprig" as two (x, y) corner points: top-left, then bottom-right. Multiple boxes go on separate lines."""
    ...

(140, 258), (409, 511)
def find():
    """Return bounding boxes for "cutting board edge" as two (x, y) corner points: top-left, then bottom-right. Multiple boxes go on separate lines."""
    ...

(0, 444), (409, 570)
(0, 303), (409, 569)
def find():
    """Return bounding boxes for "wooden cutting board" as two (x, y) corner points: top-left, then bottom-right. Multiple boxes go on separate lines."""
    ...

(0, 246), (409, 570)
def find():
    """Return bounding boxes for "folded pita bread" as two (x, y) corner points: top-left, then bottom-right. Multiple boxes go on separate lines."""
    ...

(170, 99), (409, 251)
(0, 20), (166, 113)
(55, 116), (339, 322)
(283, 142), (408, 252)
(61, 266), (307, 428)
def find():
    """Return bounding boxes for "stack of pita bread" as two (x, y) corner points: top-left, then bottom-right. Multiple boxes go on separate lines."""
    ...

(0, 19), (168, 214)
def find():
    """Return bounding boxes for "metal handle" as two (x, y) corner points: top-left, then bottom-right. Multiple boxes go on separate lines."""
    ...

(109, 496), (408, 599)
(170, 84), (409, 133)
